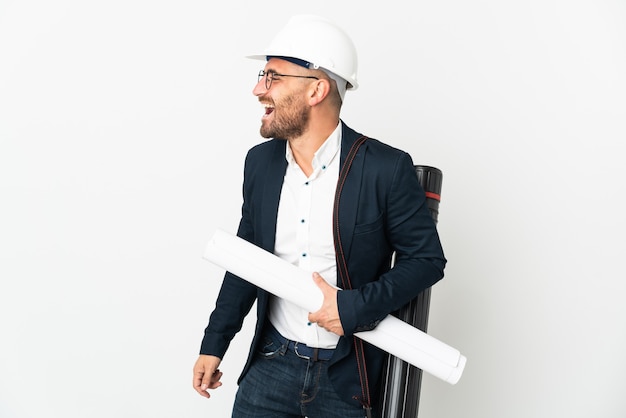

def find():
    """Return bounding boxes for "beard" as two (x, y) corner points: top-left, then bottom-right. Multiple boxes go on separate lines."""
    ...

(260, 92), (310, 140)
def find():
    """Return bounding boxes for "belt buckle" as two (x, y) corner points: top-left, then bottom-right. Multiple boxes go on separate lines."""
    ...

(293, 342), (319, 361)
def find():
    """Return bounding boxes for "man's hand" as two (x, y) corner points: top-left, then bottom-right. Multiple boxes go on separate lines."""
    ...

(192, 354), (223, 398)
(308, 272), (344, 336)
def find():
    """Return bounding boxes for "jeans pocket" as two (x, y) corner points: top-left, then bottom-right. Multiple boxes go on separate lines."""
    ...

(256, 335), (285, 359)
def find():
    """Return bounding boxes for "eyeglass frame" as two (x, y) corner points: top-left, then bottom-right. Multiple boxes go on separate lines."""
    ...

(257, 70), (319, 90)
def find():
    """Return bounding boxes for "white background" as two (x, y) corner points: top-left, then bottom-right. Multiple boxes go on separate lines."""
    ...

(1, 1), (625, 417)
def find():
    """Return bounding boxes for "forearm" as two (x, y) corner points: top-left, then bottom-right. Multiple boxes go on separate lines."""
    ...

(200, 272), (258, 357)
(337, 256), (445, 335)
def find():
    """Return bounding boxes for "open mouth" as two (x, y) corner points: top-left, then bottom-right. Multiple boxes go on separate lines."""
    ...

(262, 103), (274, 118)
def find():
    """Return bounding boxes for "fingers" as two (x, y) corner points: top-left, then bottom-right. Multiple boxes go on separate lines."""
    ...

(193, 355), (223, 398)
(202, 369), (223, 392)
(309, 272), (344, 336)
(308, 310), (320, 325)
(312, 272), (327, 289)
(193, 371), (210, 398)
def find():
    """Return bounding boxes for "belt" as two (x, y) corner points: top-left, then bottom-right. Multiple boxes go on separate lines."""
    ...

(267, 325), (335, 362)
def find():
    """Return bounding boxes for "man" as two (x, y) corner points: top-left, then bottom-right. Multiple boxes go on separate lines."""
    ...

(193, 15), (446, 418)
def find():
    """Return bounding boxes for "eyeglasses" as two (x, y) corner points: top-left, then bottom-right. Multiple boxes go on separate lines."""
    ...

(257, 70), (319, 90)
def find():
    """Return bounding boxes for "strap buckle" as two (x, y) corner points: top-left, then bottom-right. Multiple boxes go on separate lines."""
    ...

(293, 342), (320, 361)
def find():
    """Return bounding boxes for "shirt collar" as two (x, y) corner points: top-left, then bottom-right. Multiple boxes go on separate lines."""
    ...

(285, 122), (342, 172)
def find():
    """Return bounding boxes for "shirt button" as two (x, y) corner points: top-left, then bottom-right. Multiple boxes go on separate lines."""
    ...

(300, 219), (305, 223)
(305, 181), (310, 185)
(302, 253), (307, 258)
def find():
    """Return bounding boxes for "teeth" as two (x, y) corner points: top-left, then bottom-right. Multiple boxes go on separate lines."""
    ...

(262, 103), (274, 117)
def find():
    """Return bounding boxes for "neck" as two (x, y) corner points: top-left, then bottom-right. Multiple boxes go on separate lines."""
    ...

(288, 118), (339, 177)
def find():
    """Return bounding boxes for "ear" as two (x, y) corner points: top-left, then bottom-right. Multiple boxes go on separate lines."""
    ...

(308, 79), (331, 106)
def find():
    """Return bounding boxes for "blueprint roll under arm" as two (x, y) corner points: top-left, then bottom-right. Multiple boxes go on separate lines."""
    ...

(202, 224), (466, 386)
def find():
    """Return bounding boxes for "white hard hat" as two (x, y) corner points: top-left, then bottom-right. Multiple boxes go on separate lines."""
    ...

(247, 15), (359, 91)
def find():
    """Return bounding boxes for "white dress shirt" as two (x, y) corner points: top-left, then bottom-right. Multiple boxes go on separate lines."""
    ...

(269, 123), (342, 349)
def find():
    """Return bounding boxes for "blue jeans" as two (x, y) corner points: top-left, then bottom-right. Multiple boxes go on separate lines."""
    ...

(232, 327), (368, 418)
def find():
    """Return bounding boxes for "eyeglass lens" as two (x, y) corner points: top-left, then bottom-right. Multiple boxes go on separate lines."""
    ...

(258, 70), (272, 90)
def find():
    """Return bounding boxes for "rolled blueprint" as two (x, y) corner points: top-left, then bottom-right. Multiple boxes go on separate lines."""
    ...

(203, 228), (467, 384)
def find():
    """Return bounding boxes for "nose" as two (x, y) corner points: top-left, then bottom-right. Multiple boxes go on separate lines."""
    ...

(253, 76), (267, 96)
